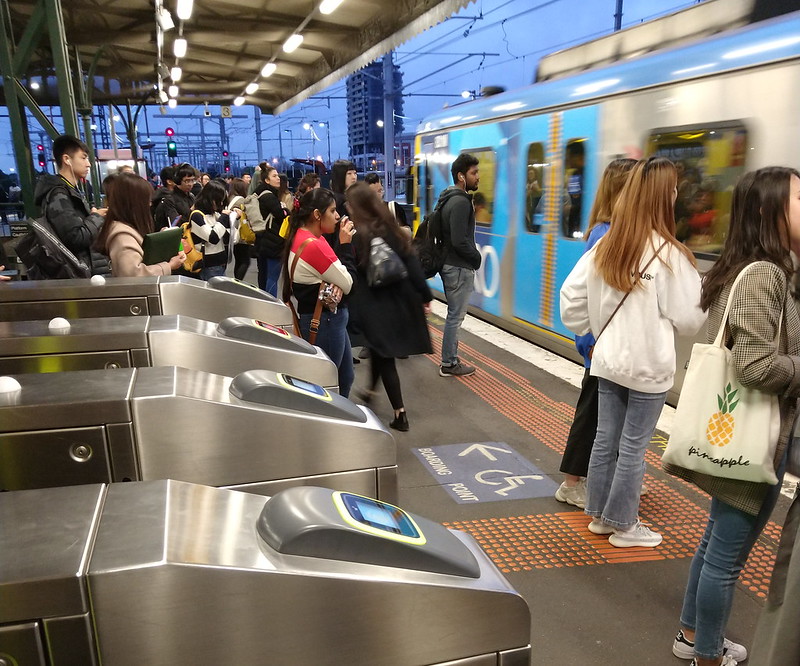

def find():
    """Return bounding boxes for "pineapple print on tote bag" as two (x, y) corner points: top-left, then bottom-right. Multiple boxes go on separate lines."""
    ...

(663, 263), (780, 484)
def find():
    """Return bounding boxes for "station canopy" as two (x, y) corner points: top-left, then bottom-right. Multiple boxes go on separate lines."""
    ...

(4, 0), (474, 114)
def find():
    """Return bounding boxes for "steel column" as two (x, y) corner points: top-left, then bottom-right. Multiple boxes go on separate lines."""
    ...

(44, 0), (80, 138)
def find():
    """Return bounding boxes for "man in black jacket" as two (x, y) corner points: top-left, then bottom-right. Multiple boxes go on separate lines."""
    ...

(438, 153), (481, 377)
(33, 134), (110, 276)
(154, 163), (196, 230)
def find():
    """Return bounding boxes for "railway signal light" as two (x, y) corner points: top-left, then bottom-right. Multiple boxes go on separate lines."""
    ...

(165, 127), (175, 137)
(36, 144), (46, 166)
(167, 139), (177, 158)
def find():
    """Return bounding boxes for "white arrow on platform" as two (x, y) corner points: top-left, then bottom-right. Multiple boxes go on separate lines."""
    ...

(458, 443), (513, 461)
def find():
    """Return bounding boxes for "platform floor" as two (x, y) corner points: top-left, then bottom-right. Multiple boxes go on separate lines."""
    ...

(350, 302), (795, 665)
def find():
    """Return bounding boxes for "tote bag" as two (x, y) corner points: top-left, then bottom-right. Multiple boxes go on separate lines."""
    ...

(662, 263), (781, 484)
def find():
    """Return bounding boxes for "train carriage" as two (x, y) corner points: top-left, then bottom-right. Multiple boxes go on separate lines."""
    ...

(414, 8), (800, 402)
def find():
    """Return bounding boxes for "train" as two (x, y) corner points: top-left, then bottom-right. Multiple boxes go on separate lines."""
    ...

(412, 4), (800, 402)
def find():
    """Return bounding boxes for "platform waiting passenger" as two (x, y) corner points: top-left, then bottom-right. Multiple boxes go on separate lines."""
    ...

(555, 158), (636, 509)
(666, 167), (800, 666)
(560, 156), (705, 548)
(438, 153), (482, 378)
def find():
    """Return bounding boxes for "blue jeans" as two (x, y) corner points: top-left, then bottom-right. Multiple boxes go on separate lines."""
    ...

(257, 255), (282, 297)
(200, 264), (226, 281)
(300, 307), (353, 398)
(585, 378), (666, 528)
(679, 462), (785, 659)
(440, 264), (475, 367)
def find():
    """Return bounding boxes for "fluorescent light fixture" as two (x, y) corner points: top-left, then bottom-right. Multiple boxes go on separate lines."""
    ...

(303, 122), (311, 130)
(176, 0), (193, 21)
(173, 38), (187, 58)
(30, 81), (40, 90)
(283, 34), (304, 53)
(171, 66), (182, 81)
(245, 82), (259, 94)
(461, 90), (471, 99)
(156, 7), (174, 30)
(319, 0), (345, 14)
(571, 78), (620, 96)
(168, 98), (177, 108)
(722, 35), (800, 60)
(158, 89), (169, 103)
(168, 85), (179, 97)
(233, 96), (245, 106)
(261, 62), (277, 77)
(672, 63), (716, 76)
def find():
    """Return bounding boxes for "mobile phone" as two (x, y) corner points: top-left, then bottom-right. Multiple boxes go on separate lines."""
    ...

(0, 269), (19, 278)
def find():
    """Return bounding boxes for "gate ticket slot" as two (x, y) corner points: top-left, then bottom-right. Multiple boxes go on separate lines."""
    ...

(230, 370), (365, 422)
(257, 486), (481, 578)
(216, 317), (316, 354)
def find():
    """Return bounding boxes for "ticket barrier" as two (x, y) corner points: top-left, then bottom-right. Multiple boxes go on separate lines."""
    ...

(0, 481), (531, 666)
(0, 314), (338, 391)
(0, 275), (293, 329)
(0, 368), (396, 500)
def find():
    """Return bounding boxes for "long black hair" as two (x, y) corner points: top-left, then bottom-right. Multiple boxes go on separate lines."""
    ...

(701, 166), (798, 311)
(280, 188), (336, 302)
(345, 182), (409, 268)
(194, 180), (228, 214)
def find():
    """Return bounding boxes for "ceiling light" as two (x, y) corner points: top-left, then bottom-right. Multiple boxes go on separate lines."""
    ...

(168, 98), (177, 108)
(156, 6), (174, 30)
(30, 81), (40, 90)
(173, 38), (187, 58)
(303, 123), (310, 130)
(283, 34), (304, 53)
(158, 89), (169, 103)
(168, 85), (179, 97)
(233, 96), (245, 106)
(261, 62), (277, 77)
(176, 0), (193, 21)
(245, 83), (259, 94)
(171, 66), (182, 82)
(319, 0), (345, 14)
(158, 62), (170, 79)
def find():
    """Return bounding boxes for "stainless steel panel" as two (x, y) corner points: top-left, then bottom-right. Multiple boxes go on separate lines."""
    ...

(377, 465), (400, 505)
(222, 467), (379, 497)
(0, 427), (112, 491)
(0, 297), (152, 322)
(148, 315), (339, 389)
(0, 622), (46, 666)
(43, 613), (98, 666)
(499, 646), (532, 666)
(436, 654), (496, 666)
(146, 294), (163, 314)
(0, 317), (149, 355)
(0, 277), (161, 303)
(0, 484), (105, 622)
(88, 481), (530, 666)
(0, 350), (134, 374)
(0, 369), (134, 432)
(130, 367), (395, 488)
(106, 422), (140, 482)
(158, 278), (294, 327)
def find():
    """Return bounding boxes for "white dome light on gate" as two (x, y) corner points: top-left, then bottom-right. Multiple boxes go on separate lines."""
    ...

(283, 34), (304, 53)
(168, 98), (177, 108)
(319, 0), (345, 14)
(168, 85), (179, 97)
(261, 63), (277, 77)
(233, 96), (245, 106)
(245, 83), (259, 94)
(176, 0), (193, 21)
(173, 38), (187, 58)
(171, 66), (182, 81)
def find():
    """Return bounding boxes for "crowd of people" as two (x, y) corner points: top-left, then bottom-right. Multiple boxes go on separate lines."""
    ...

(9, 133), (800, 665)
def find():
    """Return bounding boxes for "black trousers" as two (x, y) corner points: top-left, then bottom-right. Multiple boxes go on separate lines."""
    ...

(559, 368), (599, 477)
(233, 244), (251, 281)
(369, 352), (404, 411)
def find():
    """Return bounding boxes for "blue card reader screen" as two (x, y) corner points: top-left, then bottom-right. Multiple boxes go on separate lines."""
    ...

(341, 493), (420, 538)
(284, 375), (326, 396)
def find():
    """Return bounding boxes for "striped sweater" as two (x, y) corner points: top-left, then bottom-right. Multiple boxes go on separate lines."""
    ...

(288, 229), (354, 314)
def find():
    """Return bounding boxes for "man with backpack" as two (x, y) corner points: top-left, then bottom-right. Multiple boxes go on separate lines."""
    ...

(154, 163), (196, 231)
(437, 153), (481, 377)
(32, 134), (110, 276)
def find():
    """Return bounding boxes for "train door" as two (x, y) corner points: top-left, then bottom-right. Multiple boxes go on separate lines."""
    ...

(512, 106), (599, 342)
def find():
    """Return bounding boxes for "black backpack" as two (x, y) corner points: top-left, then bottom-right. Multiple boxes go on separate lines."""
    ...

(412, 189), (468, 279)
(16, 216), (91, 280)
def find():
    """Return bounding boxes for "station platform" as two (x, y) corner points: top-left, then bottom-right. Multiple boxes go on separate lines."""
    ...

(350, 301), (795, 665)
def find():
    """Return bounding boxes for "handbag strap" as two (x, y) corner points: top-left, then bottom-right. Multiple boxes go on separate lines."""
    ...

(713, 261), (782, 348)
(594, 240), (667, 344)
(287, 235), (321, 344)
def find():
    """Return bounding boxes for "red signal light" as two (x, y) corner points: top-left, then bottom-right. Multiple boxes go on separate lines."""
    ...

(165, 127), (175, 137)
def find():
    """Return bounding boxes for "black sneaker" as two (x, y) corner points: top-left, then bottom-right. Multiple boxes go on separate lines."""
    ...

(439, 362), (476, 377)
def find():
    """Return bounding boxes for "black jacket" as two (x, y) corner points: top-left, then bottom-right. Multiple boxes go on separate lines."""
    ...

(439, 186), (481, 270)
(255, 183), (288, 258)
(154, 188), (194, 231)
(33, 174), (111, 276)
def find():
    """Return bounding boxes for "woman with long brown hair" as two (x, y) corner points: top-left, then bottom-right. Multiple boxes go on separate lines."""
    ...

(346, 182), (432, 431)
(555, 158), (636, 509)
(560, 157), (705, 548)
(94, 172), (185, 277)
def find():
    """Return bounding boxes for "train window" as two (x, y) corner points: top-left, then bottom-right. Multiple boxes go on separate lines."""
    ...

(524, 143), (545, 233)
(647, 125), (747, 256)
(562, 138), (587, 239)
(464, 148), (496, 227)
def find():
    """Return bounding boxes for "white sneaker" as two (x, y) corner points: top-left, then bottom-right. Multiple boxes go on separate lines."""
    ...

(587, 518), (614, 535)
(609, 520), (662, 548)
(554, 480), (586, 508)
(673, 629), (747, 662)
(689, 657), (738, 666)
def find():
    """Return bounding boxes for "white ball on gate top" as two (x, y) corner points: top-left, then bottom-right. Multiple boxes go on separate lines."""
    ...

(48, 317), (70, 332)
(0, 376), (22, 393)
(90, 274), (106, 285)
